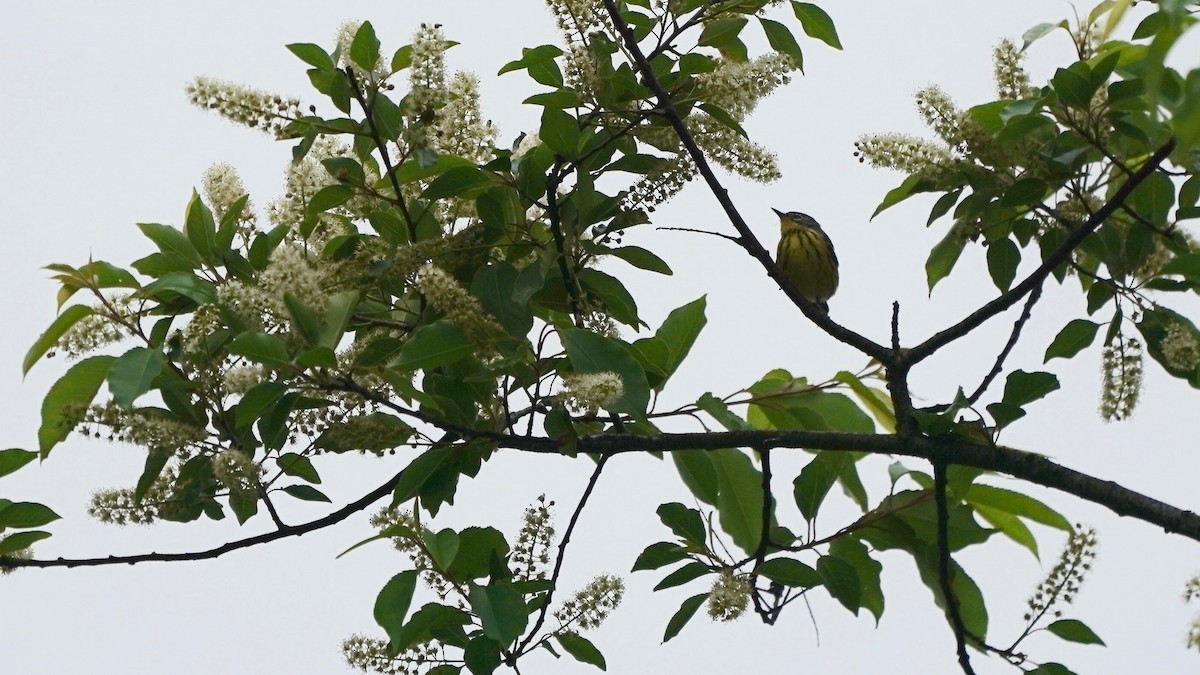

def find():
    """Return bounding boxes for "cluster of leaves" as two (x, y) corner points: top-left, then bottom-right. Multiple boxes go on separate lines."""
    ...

(865, 2), (1200, 425)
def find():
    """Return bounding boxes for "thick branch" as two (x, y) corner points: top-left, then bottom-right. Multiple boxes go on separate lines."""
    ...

(906, 139), (1176, 365)
(462, 430), (1200, 542)
(599, 0), (893, 363)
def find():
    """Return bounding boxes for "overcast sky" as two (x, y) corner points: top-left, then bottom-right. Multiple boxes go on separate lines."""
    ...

(2, 2), (1199, 674)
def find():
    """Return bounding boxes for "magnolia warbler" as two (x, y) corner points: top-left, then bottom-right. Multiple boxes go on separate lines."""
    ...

(773, 208), (839, 313)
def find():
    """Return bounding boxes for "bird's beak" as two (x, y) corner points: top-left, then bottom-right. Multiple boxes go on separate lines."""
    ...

(771, 207), (784, 217)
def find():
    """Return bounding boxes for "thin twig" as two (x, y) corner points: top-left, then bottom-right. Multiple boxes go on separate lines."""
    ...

(657, 226), (742, 243)
(934, 461), (977, 675)
(516, 454), (612, 656)
(1, 466), (405, 569)
(345, 68), (417, 241)
(965, 283), (1043, 406)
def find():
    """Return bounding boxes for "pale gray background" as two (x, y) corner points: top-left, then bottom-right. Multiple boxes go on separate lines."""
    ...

(2, 2), (1198, 673)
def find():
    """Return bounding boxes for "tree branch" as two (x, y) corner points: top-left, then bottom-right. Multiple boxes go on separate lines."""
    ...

(966, 282), (1043, 406)
(1, 465), (405, 570)
(934, 461), (977, 675)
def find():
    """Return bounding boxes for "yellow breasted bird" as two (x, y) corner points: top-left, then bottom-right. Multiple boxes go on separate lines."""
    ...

(773, 208), (839, 313)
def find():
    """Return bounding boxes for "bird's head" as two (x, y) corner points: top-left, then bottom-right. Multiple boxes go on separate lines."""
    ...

(772, 208), (822, 233)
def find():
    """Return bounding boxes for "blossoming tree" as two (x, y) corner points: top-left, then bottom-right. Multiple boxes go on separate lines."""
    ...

(3, 1), (1200, 674)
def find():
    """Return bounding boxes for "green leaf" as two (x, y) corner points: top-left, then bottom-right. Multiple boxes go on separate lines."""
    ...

(830, 537), (884, 621)
(1044, 319), (1101, 362)
(632, 541), (688, 571)
(0, 530), (52, 555)
(423, 527), (461, 571)
(697, 103), (747, 139)
(1047, 619), (1106, 646)
(38, 355), (115, 458)
(672, 451), (718, 506)
(392, 447), (453, 506)
(284, 293), (321, 346)
(140, 273), (217, 305)
(319, 290), (360, 349)
(697, 17), (749, 61)
(1128, 171), (1176, 226)
(1052, 66), (1095, 108)
(0, 448), (37, 479)
(560, 329), (651, 415)
(233, 382), (287, 428)
(578, 269), (640, 327)
(350, 21), (381, 71)
(281, 485), (331, 502)
(662, 593), (708, 642)
(0, 501), (61, 529)
(498, 44), (564, 75)
(1001, 370), (1060, 407)
(756, 557), (821, 587)
(973, 503), (1039, 558)
(287, 43), (334, 71)
(986, 238), (1020, 292)
(607, 246), (672, 275)
(228, 332), (291, 368)
(965, 484), (1072, 530)
(184, 190), (218, 263)
(793, 451), (847, 522)
(791, 2), (842, 49)
(392, 321), (474, 372)
(656, 503), (707, 546)
(137, 222), (200, 266)
(421, 166), (492, 201)
(24, 305), (94, 375)
(464, 636), (502, 675)
(556, 632), (606, 670)
(759, 17), (803, 68)
(651, 296), (706, 384)
(107, 347), (167, 409)
(469, 581), (529, 644)
(712, 449), (764, 556)
(374, 571), (418, 647)
(817, 555), (861, 613)
(471, 263), (533, 338)
(447, 527), (509, 581)
(540, 107), (581, 159)
(1028, 664), (1078, 675)
(306, 185), (353, 218)
(926, 227), (967, 291)
(277, 453), (321, 484)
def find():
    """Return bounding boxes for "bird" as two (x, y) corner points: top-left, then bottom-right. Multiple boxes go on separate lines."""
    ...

(773, 208), (839, 313)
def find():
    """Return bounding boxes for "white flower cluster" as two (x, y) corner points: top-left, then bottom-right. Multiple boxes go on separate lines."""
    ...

(993, 39), (1031, 100)
(1186, 573), (1200, 651)
(202, 163), (252, 221)
(80, 403), (208, 455)
(341, 634), (442, 675)
(1161, 321), (1200, 372)
(221, 243), (328, 328)
(915, 85), (966, 150)
(186, 75), (300, 137)
(707, 569), (750, 622)
(512, 495), (555, 581)
(1024, 526), (1097, 623)
(417, 264), (503, 339)
(223, 364), (268, 395)
(853, 132), (955, 181)
(181, 303), (224, 356)
(87, 467), (177, 526)
(553, 574), (625, 631)
(212, 449), (262, 495)
(620, 153), (696, 212)
(265, 136), (364, 240)
(690, 113), (781, 183)
(696, 53), (797, 121)
(54, 297), (134, 360)
(406, 23), (448, 148)
(1100, 336), (1142, 422)
(565, 44), (601, 101)
(433, 72), (498, 164)
(561, 371), (624, 412)
(546, 0), (605, 38)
